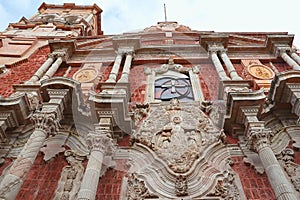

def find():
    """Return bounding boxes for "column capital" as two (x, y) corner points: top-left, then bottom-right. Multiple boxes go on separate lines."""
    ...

(31, 111), (60, 137)
(275, 46), (292, 57)
(247, 126), (273, 152)
(86, 130), (115, 153)
(208, 44), (225, 54)
(49, 48), (68, 60)
(117, 47), (134, 55)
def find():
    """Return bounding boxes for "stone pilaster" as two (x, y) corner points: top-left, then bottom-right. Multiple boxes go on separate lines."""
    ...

(77, 130), (115, 200)
(247, 126), (298, 200)
(208, 45), (230, 81)
(106, 50), (124, 83)
(290, 49), (300, 66)
(118, 50), (134, 83)
(0, 112), (60, 199)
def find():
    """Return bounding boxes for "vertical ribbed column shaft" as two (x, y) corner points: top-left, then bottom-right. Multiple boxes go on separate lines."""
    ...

(118, 51), (133, 83)
(258, 145), (297, 200)
(249, 127), (298, 200)
(77, 151), (104, 200)
(77, 131), (114, 200)
(40, 57), (63, 81)
(106, 53), (123, 83)
(280, 51), (300, 70)
(28, 56), (55, 82)
(220, 51), (242, 80)
(210, 51), (230, 81)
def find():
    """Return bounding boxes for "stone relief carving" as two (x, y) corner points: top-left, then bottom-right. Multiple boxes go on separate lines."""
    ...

(126, 173), (158, 200)
(131, 99), (222, 173)
(208, 169), (240, 199)
(31, 111), (61, 136)
(54, 150), (85, 200)
(277, 148), (300, 191)
(175, 175), (188, 196)
(130, 103), (149, 126)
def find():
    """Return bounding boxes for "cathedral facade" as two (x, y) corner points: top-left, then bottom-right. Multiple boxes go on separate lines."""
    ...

(0, 2), (300, 200)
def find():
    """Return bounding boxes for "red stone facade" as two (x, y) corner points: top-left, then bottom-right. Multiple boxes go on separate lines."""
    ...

(0, 2), (300, 200)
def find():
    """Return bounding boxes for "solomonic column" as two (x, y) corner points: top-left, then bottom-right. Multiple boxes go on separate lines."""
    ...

(248, 126), (298, 200)
(77, 130), (115, 200)
(0, 112), (60, 199)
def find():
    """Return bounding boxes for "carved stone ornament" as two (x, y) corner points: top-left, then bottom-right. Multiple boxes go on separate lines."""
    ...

(244, 63), (275, 80)
(277, 148), (300, 191)
(86, 130), (115, 154)
(208, 169), (240, 199)
(130, 103), (150, 126)
(247, 127), (273, 152)
(73, 67), (98, 83)
(131, 99), (222, 173)
(126, 173), (158, 200)
(54, 150), (85, 200)
(175, 175), (188, 196)
(30, 111), (60, 136)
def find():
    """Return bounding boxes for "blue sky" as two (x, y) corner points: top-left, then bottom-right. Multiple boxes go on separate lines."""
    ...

(1, 0), (300, 47)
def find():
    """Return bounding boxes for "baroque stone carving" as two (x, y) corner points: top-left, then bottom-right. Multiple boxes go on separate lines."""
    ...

(126, 173), (158, 200)
(54, 150), (85, 200)
(86, 130), (115, 154)
(247, 127), (274, 152)
(175, 175), (188, 196)
(131, 99), (221, 173)
(208, 169), (240, 199)
(31, 111), (60, 136)
(277, 148), (300, 191)
(130, 103), (149, 126)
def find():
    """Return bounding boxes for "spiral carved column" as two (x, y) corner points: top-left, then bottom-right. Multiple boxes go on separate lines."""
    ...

(0, 112), (59, 199)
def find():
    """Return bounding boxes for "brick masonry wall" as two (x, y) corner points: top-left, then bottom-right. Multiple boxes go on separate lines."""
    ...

(15, 152), (67, 200)
(0, 46), (50, 97)
(199, 63), (219, 100)
(231, 156), (276, 200)
(96, 159), (127, 200)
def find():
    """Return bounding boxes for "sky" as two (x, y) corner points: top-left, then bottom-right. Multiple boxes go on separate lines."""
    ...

(0, 0), (300, 47)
